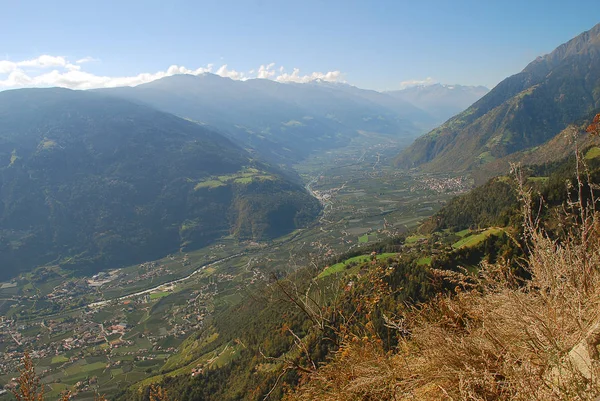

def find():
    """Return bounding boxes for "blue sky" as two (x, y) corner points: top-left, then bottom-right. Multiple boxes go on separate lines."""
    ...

(1, 0), (598, 90)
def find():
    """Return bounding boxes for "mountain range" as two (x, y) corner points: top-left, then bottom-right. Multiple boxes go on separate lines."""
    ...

(397, 22), (600, 173)
(0, 74), (488, 280)
(99, 75), (487, 165)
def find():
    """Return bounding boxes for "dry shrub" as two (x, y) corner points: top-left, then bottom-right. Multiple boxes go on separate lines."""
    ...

(149, 384), (173, 401)
(284, 336), (407, 401)
(286, 161), (600, 400)
(12, 352), (45, 401)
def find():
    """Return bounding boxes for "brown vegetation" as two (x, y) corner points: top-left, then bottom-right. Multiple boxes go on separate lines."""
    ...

(11, 352), (44, 401)
(149, 384), (174, 401)
(587, 113), (600, 136)
(286, 159), (600, 400)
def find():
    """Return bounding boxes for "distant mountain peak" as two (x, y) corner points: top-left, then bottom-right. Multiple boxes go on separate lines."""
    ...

(524, 22), (600, 74)
(393, 83), (489, 92)
(396, 22), (600, 173)
(385, 84), (489, 125)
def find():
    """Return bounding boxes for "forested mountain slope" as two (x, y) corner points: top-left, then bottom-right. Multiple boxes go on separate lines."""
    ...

(0, 88), (320, 280)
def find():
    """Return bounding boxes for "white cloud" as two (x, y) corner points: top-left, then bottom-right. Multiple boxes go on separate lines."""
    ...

(5, 70), (32, 87)
(215, 64), (246, 80)
(275, 68), (342, 83)
(257, 63), (275, 79)
(398, 77), (437, 89)
(17, 55), (69, 68)
(0, 54), (344, 89)
(0, 60), (16, 74)
(76, 56), (99, 64)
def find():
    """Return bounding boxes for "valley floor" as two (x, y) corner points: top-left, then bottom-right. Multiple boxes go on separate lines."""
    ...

(0, 132), (471, 400)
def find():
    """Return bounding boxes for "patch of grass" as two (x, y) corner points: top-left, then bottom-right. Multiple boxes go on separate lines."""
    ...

(65, 361), (106, 376)
(416, 257), (432, 266)
(455, 229), (471, 238)
(358, 234), (378, 243)
(318, 253), (397, 279)
(39, 139), (57, 150)
(476, 151), (495, 163)
(160, 331), (220, 373)
(234, 177), (253, 184)
(150, 292), (170, 300)
(405, 234), (428, 244)
(46, 383), (70, 399)
(211, 344), (242, 368)
(585, 147), (600, 160)
(51, 355), (69, 364)
(194, 180), (227, 190)
(194, 168), (275, 189)
(452, 228), (503, 249)
(9, 150), (18, 166)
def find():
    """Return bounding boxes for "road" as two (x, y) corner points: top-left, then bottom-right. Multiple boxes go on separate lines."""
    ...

(88, 253), (244, 308)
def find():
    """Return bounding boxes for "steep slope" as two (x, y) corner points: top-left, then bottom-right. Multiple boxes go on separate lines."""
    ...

(396, 23), (600, 172)
(100, 75), (426, 165)
(386, 84), (489, 126)
(0, 88), (320, 280)
(472, 124), (600, 183)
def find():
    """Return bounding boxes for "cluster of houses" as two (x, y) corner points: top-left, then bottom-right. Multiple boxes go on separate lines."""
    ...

(410, 175), (471, 194)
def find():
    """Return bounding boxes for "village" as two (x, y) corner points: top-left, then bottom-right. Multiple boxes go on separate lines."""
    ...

(0, 251), (244, 398)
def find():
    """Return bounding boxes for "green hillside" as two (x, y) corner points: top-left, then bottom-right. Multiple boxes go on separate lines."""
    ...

(0, 89), (320, 280)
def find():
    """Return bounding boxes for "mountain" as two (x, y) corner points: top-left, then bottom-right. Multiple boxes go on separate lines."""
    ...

(296, 79), (437, 129)
(0, 88), (320, 280)
(396, 23), (600, 172)
(385, 84), (489, 126)
(471, 124), (600, 184)
(99, 74), (430, 165)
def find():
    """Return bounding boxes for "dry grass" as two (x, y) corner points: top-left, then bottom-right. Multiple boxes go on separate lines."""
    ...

(286, 162), (600, 400)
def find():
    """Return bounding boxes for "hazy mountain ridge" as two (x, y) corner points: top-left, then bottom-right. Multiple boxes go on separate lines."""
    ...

(396, 23), (600, 172)
(0, 88), (320, 280)
(100, 74), (427, 165)
(385, 83), (489, 126)
(99, 75), (487, 166)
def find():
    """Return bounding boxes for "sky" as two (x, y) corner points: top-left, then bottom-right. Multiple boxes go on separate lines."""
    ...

(0, 0), (598, 91)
